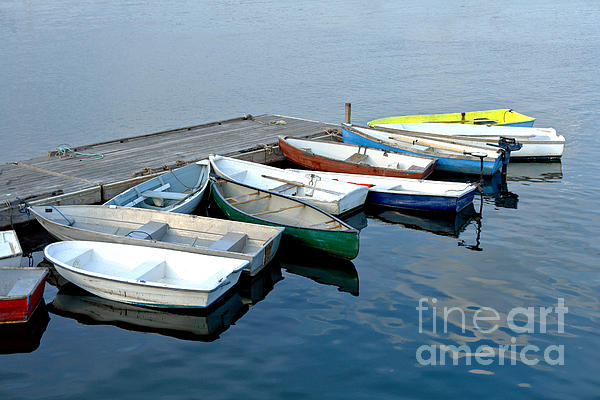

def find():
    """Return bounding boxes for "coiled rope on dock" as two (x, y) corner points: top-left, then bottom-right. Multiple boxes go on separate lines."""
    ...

(55, 144), (104, 161)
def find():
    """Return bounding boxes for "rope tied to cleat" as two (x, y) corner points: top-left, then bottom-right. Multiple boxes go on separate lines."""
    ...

(55, 144), (104, 161)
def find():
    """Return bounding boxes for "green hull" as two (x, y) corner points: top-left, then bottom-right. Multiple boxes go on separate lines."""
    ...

(211, 186), (359, 260)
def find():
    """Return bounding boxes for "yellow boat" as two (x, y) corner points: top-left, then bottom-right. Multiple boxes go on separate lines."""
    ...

(368, 108), (535, 127)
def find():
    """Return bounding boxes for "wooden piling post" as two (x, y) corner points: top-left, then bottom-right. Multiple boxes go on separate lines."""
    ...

(344, 103), (351, 124)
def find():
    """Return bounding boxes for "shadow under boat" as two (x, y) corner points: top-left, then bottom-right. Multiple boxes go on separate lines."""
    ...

(0, 301), (50, 354)
(369, 203), (479, 239)
(278, 249), (359, 296)
(47, 261), (283, 342)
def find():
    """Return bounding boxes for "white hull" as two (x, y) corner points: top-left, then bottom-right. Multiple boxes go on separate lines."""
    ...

(30, 205), (283, 276)
(372, 122), (565, 159)
(45, 241), (248, 308)
(0, 230), (23, 267)
(209, 155), (368, 215)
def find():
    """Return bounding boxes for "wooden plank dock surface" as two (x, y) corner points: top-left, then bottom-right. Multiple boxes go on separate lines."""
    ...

(0, 114), (339, 228)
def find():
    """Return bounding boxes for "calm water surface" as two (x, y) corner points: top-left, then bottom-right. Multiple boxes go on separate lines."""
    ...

(1, 1), (599, 399)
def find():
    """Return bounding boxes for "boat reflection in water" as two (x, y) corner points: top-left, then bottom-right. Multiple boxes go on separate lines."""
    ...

(483, 162), (563, 209)
(482, 173), (519, 209)
(278, 250), (359, 296)
(371, 203), (479, 239)
(48, 262), (283, 342)
(0, 302), (50, 354)
(507, 161), (563, 182)
(342, 210), (368, 231)
(238, 261), (283, 305)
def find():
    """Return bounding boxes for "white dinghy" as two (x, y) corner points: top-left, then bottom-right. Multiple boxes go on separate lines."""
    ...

(209, 155), (368, 215)
(29, 205), (283, 276)
(0, 230), (23, 267)
(369, 122), (565, 160)
(44, 241), (248, 308)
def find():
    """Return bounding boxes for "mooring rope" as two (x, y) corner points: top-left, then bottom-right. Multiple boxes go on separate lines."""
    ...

(56, 144), (104, 161)
(125, 230), (153, 240)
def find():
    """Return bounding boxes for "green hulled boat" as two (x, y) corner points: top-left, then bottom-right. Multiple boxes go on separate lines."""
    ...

(210, 177), (359, 260)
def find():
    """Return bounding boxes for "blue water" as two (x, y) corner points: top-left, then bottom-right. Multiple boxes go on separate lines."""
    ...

(1, 1), (600, 399)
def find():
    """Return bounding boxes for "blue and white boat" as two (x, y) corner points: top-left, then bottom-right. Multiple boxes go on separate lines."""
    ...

(104, 160), (210, 214)
(367, 122), (564, 161)
(287, 169), (478, 213)
(341, 123), (505, 176)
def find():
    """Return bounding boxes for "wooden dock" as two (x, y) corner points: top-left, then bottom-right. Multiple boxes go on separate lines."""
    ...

(0, 114), (339, 229)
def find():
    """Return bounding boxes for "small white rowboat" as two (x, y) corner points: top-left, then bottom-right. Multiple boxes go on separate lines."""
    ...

(0, 230), (23, 267)
(44, 241), (249, 308)
(209, 155), (368, 215)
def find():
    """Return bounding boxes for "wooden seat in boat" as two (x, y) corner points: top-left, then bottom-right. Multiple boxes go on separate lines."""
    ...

(345, 153), (369, 163)
(123, 197), (147, 207)
(7, 279), (40, 297)
(208, 232), (248, 252)
(271, 183), (297, 193)
(410, 144), (431, 152)
(123, 184), (173, 207)
(125, 221), (169, 241)
(228, 170), (248, 181)
(141, 190), (187, 200)
(122, 260), (165, 281)
(251, 204), (304, 216)
(66, 249), (93, 266)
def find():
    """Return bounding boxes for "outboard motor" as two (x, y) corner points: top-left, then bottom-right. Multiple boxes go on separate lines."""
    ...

(487, 137), (522, 177)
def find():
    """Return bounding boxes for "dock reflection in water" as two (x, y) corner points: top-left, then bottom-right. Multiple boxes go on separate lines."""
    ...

(47, 262), (283, 342)
(279, 251), (359, 296)
(0, 302), (50, 354)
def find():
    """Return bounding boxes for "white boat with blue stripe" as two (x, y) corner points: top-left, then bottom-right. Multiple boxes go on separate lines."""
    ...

(341, 123), (507, 176)
(287, 170), (478, 213)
